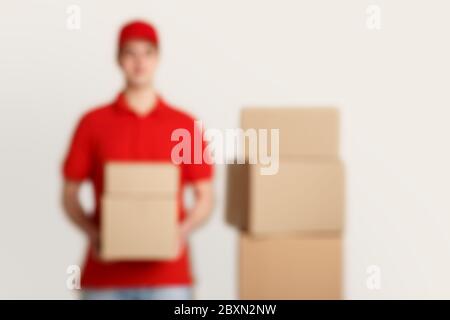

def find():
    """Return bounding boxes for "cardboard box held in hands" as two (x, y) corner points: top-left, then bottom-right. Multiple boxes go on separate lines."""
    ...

(100, 162), (179, 261)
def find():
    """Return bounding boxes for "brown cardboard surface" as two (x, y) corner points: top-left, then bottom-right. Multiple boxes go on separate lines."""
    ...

(100, 195), (178, 261)
(104, 162), (179, 196)
(225, 159), (345, 234)
(239, 233), (342, 299)
(100, 162), (179, 261)
(225, 163), (249, 229)
(241, 107), (339, 158)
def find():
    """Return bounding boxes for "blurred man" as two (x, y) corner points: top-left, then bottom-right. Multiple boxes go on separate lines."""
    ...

(61, 20), (214, 300)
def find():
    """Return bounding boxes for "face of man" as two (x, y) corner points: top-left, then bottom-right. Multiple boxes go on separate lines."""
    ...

(118, 39), (159, 88)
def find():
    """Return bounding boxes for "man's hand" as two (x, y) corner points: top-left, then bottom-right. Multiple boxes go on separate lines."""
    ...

(62, 180), (101, 259)
(174, 179), (214, 257)
(176, 222), (190, 256)
(86, 224), (101, 259)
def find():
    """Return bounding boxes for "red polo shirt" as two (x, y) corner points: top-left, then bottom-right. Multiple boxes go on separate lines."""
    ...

(62, 92), (213, 289)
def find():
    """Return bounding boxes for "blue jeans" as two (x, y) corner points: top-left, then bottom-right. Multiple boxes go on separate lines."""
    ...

(81, 285), (193, 300)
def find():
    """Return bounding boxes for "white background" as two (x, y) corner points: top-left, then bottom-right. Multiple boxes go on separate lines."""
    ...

(1, 0), (450, 299)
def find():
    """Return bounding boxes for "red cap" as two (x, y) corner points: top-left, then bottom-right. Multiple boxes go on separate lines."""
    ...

(118, 20), (159, 50)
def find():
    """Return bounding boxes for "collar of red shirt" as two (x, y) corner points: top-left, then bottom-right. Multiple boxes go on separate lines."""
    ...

(114, 91), (166, 118)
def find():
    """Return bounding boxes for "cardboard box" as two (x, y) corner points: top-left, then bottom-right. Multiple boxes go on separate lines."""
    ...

(100, 162), (179, 261)
(239, 233), (342, 300)
(104, 162), (179, 196)
(226, 159), (345, 234)
(101, 196), (178, 261)
(241, 107), (339, 158)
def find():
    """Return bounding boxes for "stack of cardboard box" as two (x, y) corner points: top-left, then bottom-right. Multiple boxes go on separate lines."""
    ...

(100, 162), (179, 261)
(226, 108), (345, 299)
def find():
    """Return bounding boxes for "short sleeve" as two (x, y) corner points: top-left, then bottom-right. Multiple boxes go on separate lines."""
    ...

(62, 113), (94, 181)
(181, 119), (214, 183)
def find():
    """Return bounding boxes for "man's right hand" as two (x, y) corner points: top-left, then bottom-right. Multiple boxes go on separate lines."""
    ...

(62, 180), (102, 259)
(86, 224), (101, 259)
